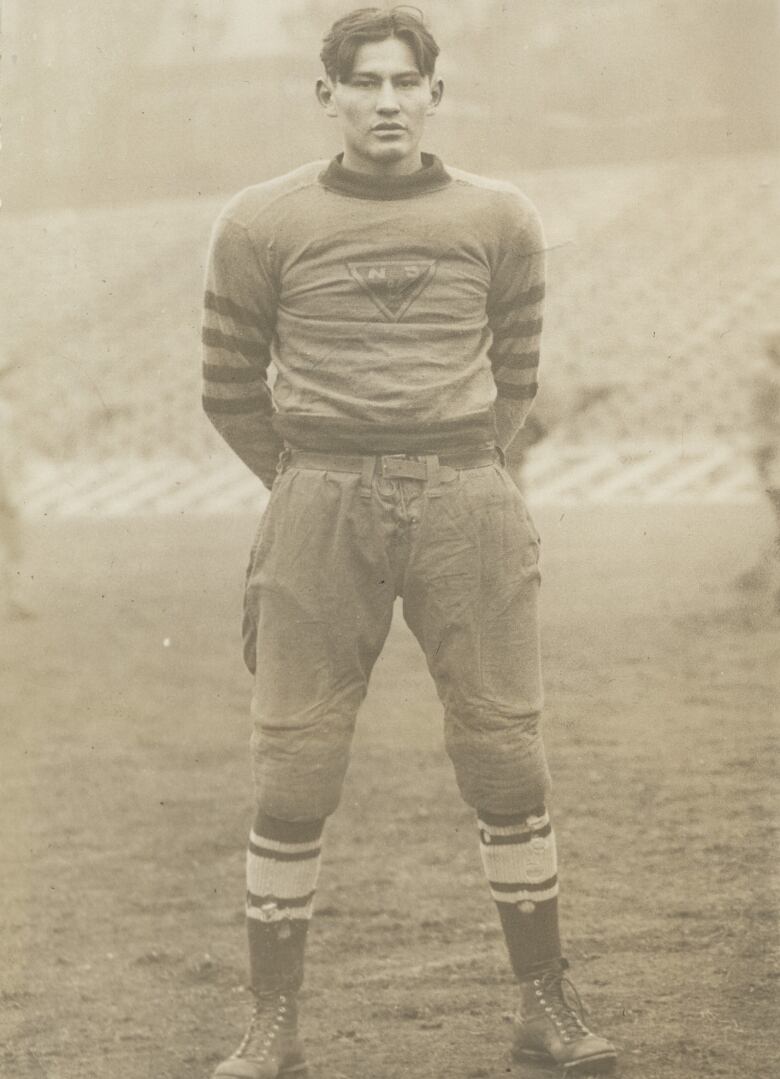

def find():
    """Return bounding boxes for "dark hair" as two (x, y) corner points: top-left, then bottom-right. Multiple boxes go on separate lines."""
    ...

(320, 6), (440, 83)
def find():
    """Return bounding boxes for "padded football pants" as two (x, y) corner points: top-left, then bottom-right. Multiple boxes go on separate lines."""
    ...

(242, 455), (550, 820)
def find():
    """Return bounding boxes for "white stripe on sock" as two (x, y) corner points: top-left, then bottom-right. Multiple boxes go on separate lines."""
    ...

(246, 897), (315, 922)
(246, 849), (322, 899)
(248, 845), (325, 897)
(479, 831), (557, 884)
(488, 881), (559, 904)
(249, 830), (322, 855)
(476, 810), (550, 837)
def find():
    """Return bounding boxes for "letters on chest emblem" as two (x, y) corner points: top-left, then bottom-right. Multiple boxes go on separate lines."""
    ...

(346, 259), (437, 322)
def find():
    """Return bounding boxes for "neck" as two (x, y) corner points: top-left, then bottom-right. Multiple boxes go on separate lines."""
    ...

(340, 149), (424, 177)
(319, 152), (451, 201)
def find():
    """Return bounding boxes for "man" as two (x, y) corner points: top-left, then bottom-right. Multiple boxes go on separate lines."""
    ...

(202, 7), (617, 1076)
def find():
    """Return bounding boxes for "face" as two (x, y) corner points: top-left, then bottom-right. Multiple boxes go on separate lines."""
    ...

(317, 36), (443, 176)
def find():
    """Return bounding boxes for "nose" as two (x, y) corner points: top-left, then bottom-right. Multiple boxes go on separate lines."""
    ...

(375, 80), (401, 114)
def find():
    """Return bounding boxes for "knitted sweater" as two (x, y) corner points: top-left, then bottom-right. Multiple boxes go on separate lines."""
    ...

(202, 153), (545, 487)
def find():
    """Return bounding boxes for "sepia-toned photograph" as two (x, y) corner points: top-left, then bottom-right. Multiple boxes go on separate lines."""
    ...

(1, 3), (778, 1077)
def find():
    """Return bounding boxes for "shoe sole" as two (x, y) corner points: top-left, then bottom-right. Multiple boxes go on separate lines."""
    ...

(513, 1048), (618, 1074)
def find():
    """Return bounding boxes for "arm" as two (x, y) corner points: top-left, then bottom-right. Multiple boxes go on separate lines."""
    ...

(201, 213), (284, 490)
(487, 195), (546, 454)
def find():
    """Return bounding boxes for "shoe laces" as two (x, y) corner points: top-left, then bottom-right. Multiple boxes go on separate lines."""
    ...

(532, 966), (592, 1044)
(234, 992), (289, 1061)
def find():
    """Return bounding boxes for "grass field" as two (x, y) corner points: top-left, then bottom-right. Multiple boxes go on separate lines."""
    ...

(1, 502), (777, 1079)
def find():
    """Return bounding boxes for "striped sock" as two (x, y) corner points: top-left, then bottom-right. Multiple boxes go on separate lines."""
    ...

(477, 807), (562, 979)
(246, 813), (324, 924)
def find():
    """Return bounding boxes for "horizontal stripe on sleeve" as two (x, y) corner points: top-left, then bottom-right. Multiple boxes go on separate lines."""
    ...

(202, 326), (267, 362)
(202, 363), (268, 384)
(489, 282), (545, 318)
(505, 318), (543, 339)
(495, 381), (538, 400)
(202, 393), (274, 415)
(492, 368), (538, 394)
(204, 289), (258, 328)
(489, 349), (539, 370)
(518, 282), (545, 305)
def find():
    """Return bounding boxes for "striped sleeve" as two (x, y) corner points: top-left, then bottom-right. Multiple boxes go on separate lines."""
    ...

(487, 194), (546, 451)
(201, 213), (284, 488)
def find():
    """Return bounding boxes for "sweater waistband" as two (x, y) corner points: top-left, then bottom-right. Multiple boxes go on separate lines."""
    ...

(287, 448), (497, 475)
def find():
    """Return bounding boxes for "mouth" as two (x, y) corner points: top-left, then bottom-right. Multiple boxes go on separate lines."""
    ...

(372, 123), (406, 133)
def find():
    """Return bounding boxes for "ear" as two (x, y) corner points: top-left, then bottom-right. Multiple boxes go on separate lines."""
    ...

(316, 77), (338, 117)
(427, 76), (444, 116)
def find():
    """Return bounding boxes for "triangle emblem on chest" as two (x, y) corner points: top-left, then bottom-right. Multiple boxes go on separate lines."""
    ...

(347, 259), (437, 322)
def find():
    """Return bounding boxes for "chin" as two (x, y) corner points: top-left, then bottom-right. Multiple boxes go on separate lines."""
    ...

(373, 147), (406, 161)
(368, 143), (412, 163)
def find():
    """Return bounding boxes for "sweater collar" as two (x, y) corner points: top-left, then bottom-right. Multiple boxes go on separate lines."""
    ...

(319, 152), (451, 200)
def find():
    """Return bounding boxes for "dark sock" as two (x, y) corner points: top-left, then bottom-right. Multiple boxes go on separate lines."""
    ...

(477, 806), (562, 980)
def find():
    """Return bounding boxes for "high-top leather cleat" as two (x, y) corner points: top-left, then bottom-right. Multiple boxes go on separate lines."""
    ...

(213, 990), (307, 1079)
(512, 959), (617, 1074)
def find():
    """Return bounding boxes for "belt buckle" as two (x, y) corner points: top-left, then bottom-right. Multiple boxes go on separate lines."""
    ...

(380, 454), (425, 480)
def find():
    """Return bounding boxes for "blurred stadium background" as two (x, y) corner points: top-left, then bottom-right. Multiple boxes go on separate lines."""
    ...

(1, 0), (778, 513)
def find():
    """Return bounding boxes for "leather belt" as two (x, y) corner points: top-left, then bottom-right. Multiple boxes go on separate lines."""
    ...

(286, 448), (498, 482)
